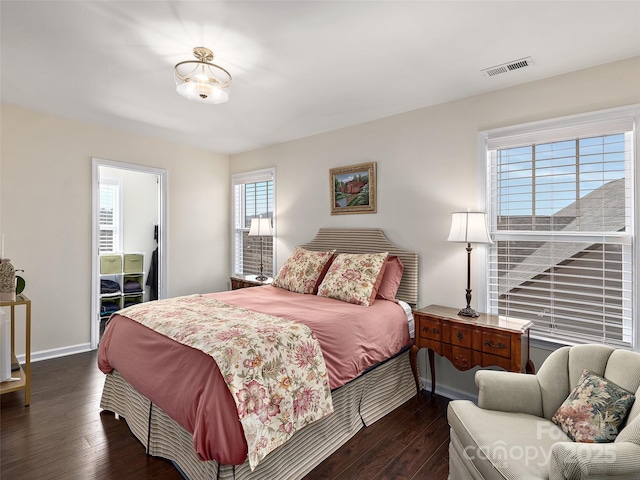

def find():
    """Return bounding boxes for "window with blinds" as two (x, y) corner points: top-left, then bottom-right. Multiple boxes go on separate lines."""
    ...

(99, 179), (122, 253)
(232, 168), (275, 277)
(484, 106), (637, 349)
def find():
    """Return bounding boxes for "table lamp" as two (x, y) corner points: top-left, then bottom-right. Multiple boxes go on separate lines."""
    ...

(248, 217), (273, 281)
(447, 211), (493, 317)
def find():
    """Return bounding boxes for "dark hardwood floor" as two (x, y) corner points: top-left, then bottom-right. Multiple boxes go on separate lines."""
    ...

(1, 351), (450, 479)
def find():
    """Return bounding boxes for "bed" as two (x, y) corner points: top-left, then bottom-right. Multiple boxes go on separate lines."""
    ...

(98, 228), (419, 480)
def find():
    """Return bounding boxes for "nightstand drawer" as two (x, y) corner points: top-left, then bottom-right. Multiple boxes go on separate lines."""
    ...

(482, 331), (511, 359)
(230, 275), (273, 290)
(418, 338), (442, 351)
(418, 318), (443, 342)
(231, 278), (253, 290)
(451, 346), (477, 371)
(451, 325), (472, 348)
(481, 352), (512, 370)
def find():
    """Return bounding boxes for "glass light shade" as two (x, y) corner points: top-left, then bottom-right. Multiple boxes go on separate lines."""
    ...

(248, 218), (273, 237)
(447, 212), (493, 244)
(174, 50), (232, 105)
(175, 78), (230, 104)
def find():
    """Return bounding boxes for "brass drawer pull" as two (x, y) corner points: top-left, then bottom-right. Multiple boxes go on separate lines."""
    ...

(484, 340), (507, 350)
(422, 326), (439, 334)
(456, 331), (464, 341)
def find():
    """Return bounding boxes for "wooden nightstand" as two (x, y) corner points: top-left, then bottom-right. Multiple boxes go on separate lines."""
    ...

(230, 275), (273, 290)
(409, 304), (534, 395)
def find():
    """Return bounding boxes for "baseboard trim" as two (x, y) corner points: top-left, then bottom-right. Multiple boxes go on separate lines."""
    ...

(419, 375), (478, 403)
(16, 343), (93, 364)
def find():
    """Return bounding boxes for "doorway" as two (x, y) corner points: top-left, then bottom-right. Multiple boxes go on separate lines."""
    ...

(90, 158), (167, 349)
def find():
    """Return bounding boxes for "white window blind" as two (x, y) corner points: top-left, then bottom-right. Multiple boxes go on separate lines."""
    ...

(485, 106), (637, 349)
(232, 168), (275, 277)
(99, 178), (122, 253)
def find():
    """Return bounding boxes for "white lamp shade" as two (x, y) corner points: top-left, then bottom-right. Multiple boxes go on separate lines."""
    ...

(447, 212), (493, 244)
(248, 218), (273, 237)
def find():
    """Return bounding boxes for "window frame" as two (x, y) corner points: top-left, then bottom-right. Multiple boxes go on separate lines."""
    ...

(231, 168), (276, 278)
(98, 176), (123, 253)
(478, 104), (639, 351)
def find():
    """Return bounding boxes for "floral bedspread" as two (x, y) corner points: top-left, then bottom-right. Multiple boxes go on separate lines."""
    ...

(117, 294), (334, 469)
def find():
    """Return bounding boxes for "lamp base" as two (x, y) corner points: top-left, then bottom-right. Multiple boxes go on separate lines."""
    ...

(255, 275), (269, 282)
(458, 306), (479, 318)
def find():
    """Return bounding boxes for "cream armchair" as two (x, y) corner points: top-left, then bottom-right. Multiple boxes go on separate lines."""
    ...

(447, 344), (640, 479)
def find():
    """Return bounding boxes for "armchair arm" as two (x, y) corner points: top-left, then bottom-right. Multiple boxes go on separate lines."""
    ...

(550, 441), (640, 480)
(476, 370), (543, 417)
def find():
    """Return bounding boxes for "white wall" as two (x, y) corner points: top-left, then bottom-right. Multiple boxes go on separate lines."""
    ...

(0, 105), (230, 359)
(230, 56), (640, 399)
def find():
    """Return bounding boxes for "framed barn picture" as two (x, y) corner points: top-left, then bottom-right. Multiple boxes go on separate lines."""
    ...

(330, 162), (377, 215)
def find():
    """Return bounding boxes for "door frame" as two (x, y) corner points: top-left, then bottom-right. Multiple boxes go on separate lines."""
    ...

(90, 157), (168, 349)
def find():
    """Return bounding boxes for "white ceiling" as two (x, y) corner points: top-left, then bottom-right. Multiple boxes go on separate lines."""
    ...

(2, 1), (639, 155)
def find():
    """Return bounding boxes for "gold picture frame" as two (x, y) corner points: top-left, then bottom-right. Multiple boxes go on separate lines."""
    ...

(330, 162), (377, 215)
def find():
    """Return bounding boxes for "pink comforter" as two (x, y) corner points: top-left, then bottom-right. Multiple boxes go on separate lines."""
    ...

(98, 285), (410, 465)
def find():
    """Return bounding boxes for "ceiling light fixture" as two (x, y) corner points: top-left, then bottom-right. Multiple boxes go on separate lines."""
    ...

(174, 47), (232, 104)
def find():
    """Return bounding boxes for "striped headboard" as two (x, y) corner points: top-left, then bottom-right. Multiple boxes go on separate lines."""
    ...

(300, 228), (418, 307)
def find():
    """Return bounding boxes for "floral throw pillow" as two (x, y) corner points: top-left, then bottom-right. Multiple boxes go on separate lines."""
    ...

(317, 252), (388, 306)
(551, 369), (635, 443)
(272, 247), (336, 295)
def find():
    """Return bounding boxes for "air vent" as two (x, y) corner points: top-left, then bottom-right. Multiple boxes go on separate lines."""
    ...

(482, 56), (533, 77)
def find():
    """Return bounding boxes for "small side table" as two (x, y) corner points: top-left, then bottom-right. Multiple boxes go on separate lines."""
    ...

(0, 293), (31, 406)
(410, 304), (534, 395)
(230, 275), (273, 290)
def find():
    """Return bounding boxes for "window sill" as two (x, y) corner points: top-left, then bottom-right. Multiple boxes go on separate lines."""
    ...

(530, 336), (570, 352)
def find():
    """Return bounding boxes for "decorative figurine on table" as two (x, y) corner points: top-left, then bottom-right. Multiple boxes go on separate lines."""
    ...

(0, 258), (16, 302)
(0, 235), (23, 301)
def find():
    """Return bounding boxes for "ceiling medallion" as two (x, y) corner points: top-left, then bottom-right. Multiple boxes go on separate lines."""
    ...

(174, 47), (232, 104)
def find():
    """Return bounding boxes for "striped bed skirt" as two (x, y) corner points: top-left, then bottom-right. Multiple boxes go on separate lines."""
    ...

(100, 348), (416, 480)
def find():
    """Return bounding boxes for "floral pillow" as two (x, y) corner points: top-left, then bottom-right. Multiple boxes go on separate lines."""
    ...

(272, 247), (336, 295)
(551, 369), (635, 443)
(317, 252), (388, 306)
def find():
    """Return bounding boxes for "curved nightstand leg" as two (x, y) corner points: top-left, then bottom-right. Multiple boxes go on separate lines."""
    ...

(526, 359), (536, 374)
(409, 345), (421, 395)
(428, 348), (436, 394)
